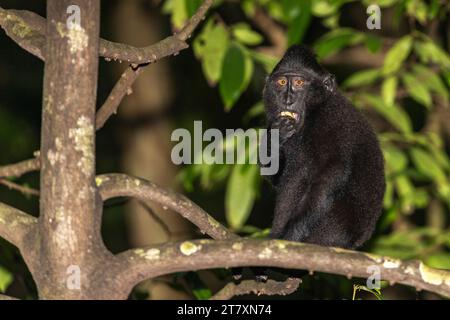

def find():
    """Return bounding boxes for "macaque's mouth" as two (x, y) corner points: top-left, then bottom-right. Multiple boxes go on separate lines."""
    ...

(280, 111), (299, 121)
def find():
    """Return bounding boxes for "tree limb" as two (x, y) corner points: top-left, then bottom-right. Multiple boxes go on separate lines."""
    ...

(95, 66), (143, 130)
(109, 239), (450, 299)
(0, 179), (39, 196)
(251, 7), (286, 57)
(97, 173), (237, 241)
(0, 202), (37, 249)
(210, 278), (301, 300)
(0, 0), (213, 64)
(0, 157), (40, 178)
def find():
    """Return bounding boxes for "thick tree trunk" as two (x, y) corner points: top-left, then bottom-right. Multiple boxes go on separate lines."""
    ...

(36, 0), (110, 299)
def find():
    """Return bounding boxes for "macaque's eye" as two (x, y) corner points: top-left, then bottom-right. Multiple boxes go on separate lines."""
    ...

(294, 79), (305, 87)
(277, 78), (287, 86)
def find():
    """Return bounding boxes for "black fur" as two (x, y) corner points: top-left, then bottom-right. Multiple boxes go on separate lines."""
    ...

(262, 45), (385, 249)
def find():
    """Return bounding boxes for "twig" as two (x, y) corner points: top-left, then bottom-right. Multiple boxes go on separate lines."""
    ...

(0, 157), (40, 178)
(210, 278), (301, 300)
(0, 179), (39, 196)
(95, 66), (143, 130)
(97, 173), (237, 241)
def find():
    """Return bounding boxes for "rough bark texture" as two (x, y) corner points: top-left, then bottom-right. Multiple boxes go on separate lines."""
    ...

(36, 0), (111, 299)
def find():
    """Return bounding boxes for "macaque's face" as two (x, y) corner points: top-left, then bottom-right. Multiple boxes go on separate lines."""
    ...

(264, 70), (336, 126)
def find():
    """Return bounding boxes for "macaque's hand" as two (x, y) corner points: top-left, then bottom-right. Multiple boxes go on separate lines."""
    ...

(273, 116), (297, 144)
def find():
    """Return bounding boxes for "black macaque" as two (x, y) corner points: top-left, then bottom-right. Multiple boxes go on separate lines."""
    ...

(233, 45), (385, 284)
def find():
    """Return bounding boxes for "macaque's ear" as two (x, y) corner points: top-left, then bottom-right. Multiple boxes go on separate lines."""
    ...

(323, 74), (337, 92)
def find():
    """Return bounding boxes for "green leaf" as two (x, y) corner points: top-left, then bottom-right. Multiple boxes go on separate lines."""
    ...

(383, 145), (408, 174)
(406, 0), (428, 25)
(342, 69), (380, 88)
(285, 0), (312, 45)
(0, 266), (13, 293)
(414, 39), (450, 68)
(364, 34), (382, 53)
(193, 288), (213, 300)
(171, 0), (188, 29)
(282, 0), (302, 20)
(394, 175), (415, 213)
(314, 28), (359, 59)
(410, 148), (446, 182)
(322, 13), (340, 29)
(225, 164), (259, 230)
(193, 20), (230, 84)
(232, 23), (264, 46)
(381, 76), (398, 106)
(359, 94), (412, 133)
(267, 1), (286, 22)
(185, 0), (202, 17)
(362, 0), (398, 8)
(412, 65), (449, 101)
(244, 101), (265, 122)
(251, 51), (278, 73)
(402, 73), (432, 108)
(428, 145), (450, 173)
(425, 253), (450, 269)
(413, 188), (429, 208)
(241, 0), (256, 16)
(312, 0), (337, 17)
(219, 44), (253, 110)
(382, 36), (412, 75)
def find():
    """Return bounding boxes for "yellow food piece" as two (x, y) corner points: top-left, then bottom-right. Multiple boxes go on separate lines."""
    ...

(280, 111), (298, 120)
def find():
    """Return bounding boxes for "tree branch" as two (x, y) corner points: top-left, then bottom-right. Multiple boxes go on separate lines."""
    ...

(210, 278), (301, 300)
(0, 0), (213, 64)
(251, 7), (286, 57)
(0, 156), (40, 178)
(97, 173), (237, 241)
(109, 239), (450, 299)
(95, 66), (143, 130)
(0, 202), (37, 249)
(0, 179), (39, 196)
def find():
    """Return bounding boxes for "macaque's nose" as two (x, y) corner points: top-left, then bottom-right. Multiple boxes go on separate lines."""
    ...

(284, 91), (295, 106)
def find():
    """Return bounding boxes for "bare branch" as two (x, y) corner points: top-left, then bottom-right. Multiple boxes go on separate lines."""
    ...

(0, 179), (39, 196)
(97, 173), (237, 240)
(95, 66), (143, 130)
(252, 7), (286, 57)
(0, 157), (40, 178)
(0, 202), (37, 248)
(210, 278), (301, 300)
(0, 0), (214, 64)
(110, 239), (450, 299)
(176, 0), (213, 41)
